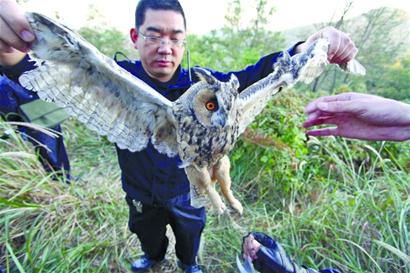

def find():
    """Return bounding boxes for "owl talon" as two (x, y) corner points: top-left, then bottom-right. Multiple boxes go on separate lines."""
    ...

(230, 200), (243, 216)
(215, 202), (227, 215)
(217, 207), (231, 224)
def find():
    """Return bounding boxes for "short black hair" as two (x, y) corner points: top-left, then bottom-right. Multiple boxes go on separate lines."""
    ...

(135, 0), (187, 29)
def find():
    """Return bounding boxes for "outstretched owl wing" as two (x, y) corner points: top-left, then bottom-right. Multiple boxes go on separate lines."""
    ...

(237, 39), (329, 134)
(19, 12), (178, 156)
(237, 39), (366, 135)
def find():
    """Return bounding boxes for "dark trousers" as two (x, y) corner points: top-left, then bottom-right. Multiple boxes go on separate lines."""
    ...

(126, 195), (206, 265)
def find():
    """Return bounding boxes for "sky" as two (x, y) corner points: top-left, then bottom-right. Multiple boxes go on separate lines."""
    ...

(22, 0), (410, 35)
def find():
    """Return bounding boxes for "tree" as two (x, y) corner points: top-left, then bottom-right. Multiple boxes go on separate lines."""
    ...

(376, 54), (410, 100)
(79, 27), (135, 59)
(188, 0), (285, 71)
(78, 4), (136, 59)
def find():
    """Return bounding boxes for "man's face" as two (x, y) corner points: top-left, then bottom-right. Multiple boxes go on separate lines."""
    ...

(130, 9), (186, 82)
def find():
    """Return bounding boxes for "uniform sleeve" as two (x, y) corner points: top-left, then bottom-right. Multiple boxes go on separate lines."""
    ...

(0, 55), (38, 82)
(207, 41), (305, 92)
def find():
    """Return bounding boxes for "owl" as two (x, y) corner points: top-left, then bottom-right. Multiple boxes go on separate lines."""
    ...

(19, 13), (364, 215)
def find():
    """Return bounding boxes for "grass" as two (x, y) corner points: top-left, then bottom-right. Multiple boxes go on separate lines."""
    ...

(0, 91), (409, 273)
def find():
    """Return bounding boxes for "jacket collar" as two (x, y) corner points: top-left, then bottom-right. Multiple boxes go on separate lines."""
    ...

(132, 61), (193, 91)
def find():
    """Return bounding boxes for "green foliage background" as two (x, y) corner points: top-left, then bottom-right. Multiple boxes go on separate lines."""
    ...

(1, 1), (409, 272)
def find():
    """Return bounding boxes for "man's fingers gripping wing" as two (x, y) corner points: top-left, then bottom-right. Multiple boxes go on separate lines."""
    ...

(237, 39), (330, 134)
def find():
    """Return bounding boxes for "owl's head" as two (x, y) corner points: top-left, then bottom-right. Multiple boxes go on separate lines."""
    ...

(186, 68), (240, 128)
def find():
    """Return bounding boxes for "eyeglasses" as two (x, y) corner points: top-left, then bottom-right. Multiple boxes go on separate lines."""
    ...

(138, 31), (186, 48)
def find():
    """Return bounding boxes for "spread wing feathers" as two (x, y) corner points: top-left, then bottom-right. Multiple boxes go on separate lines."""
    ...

(19, 12), (178, 156)
(237, 39), (329, 134)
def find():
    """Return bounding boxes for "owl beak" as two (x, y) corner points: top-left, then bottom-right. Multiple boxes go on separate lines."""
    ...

(212, 112), (227, 128)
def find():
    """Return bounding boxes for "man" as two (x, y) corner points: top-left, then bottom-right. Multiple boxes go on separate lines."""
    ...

(0, 0), (358, 272)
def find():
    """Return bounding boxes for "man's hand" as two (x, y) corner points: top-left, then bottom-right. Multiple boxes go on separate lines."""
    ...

(243, 234), (261, 261)
(296, 26), (358, 65)
(0, 0), (32, 65)
(304, 92), (410, 141)
(0, 0), (34, 52)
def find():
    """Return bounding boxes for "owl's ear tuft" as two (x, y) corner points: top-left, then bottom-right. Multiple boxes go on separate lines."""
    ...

(193, 67), (216, 85)
(229, 74), (240, 90)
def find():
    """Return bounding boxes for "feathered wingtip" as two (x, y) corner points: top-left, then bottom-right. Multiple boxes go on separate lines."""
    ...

(269, 40), (329, 86)
(26, 12), (77, 37)
(25, 11), (84, 61)
(296, 38), (330, 84)
(295, 38), (366, 80)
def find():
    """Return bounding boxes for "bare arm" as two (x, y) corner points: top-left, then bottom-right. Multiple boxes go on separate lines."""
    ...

(0, 0), (34, 66)
(304, 92), (410, 141)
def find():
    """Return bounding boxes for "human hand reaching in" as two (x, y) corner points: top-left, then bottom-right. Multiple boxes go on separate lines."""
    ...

(304, 92), (410, 141)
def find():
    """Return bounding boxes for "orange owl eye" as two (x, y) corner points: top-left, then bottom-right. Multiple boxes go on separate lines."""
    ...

(205, 100), (218, 111)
